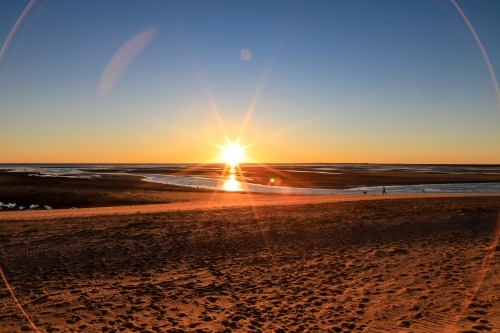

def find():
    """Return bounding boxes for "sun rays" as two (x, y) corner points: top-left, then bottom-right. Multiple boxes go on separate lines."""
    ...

(221, 142), (244, 168)
(129, 27), (314, 193)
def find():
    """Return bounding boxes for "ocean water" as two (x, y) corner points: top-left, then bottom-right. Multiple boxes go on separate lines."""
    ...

(1, 164), (500, 195)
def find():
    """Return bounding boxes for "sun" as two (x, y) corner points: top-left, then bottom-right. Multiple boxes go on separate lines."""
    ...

(222, 142), (244, 167)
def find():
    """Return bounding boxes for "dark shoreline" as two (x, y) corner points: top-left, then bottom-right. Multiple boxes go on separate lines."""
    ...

(0, 172), (213, 210)
(2, 166), (500, 211)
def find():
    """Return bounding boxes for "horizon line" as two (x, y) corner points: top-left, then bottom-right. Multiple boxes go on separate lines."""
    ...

(1, 162), (500, 166)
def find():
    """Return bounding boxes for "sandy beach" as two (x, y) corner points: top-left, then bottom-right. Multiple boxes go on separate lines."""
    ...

(1, 194), (500, 333)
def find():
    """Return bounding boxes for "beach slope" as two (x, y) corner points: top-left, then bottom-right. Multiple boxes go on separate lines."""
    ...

(1, 196), (500, 332)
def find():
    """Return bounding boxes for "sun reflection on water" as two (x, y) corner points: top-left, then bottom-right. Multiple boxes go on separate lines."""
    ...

(219, 142), (245, 192)
(222, 166), (242, 191)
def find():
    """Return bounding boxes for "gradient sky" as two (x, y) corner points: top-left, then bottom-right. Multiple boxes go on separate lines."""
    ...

(1, 0), (499, 164)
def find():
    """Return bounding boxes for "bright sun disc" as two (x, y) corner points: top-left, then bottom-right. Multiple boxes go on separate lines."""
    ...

(222, 143), (243, 167)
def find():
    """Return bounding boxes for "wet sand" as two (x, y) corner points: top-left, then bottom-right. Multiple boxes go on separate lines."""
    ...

(1, 196), (500, 332)
(87, 164), (500, 189)
(0, 172), (214, 211)
(2, 170), (500, 214)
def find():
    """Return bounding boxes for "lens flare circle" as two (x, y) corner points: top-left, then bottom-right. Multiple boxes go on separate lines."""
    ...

(240, 48), (252, 61)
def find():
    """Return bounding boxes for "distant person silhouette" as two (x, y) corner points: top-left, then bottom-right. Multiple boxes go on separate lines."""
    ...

(382, 186), (387, 195)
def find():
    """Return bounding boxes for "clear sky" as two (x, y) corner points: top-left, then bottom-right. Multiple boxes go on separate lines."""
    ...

(1, 0), (499, 164)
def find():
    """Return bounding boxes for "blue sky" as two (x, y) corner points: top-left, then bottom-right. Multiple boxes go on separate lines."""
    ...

(1, 0), (499, 163)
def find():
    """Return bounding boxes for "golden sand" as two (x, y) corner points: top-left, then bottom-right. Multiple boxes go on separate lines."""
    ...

(1, 195), (500, 332)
